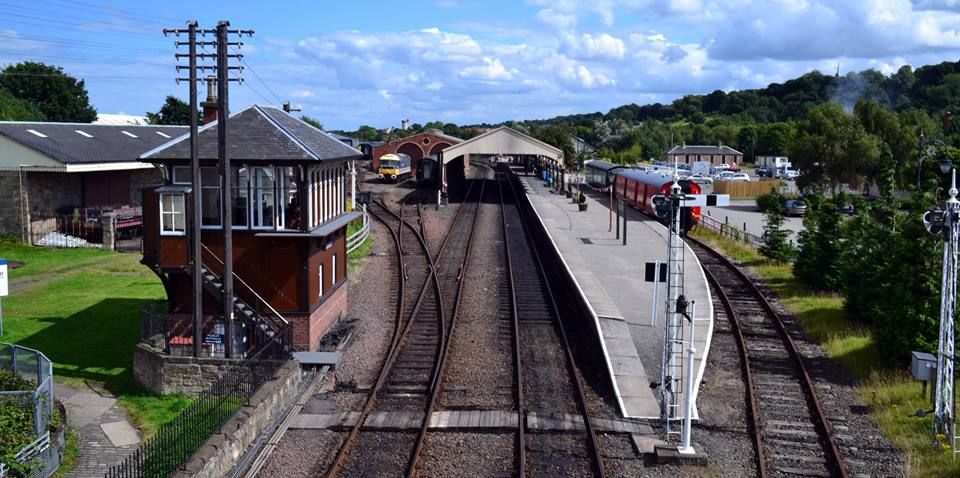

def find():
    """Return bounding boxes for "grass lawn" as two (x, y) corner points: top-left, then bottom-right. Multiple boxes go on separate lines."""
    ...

(0, 238), (191, 438)
(691, 227), (958, 477)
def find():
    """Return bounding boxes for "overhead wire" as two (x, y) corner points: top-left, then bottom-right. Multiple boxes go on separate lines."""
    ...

(230, 46), (283, 105)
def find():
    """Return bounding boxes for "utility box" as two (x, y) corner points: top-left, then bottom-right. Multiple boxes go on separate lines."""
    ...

(912, 351), (937, 381)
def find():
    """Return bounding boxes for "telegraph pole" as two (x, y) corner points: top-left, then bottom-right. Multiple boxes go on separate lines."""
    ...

(165, 21), (251, 359)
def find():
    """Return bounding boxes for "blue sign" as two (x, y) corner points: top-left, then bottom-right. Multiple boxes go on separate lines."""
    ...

(203, 333), (224, 345)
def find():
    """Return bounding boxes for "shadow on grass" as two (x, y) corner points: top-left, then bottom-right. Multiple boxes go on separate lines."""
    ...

(16, 297), (156, 396)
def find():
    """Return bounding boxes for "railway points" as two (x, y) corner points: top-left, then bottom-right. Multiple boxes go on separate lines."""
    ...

(518, 173), (714, 420)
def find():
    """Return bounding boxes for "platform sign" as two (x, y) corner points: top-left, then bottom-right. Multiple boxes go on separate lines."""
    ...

(0, 258), (6, 336)
(203, 333), (224, 345)
(0, 259), (7, 297)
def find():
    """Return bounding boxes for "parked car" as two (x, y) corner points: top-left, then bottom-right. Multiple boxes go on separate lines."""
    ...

(717, 172), (751, 182)
(689, 173), (714, 185)
(756, 166), (773, 177)
(840, 203), (855, 215)
(785, 199), (807, 216)
(713, 163), (731, 171)
(782, 169), (800, 180)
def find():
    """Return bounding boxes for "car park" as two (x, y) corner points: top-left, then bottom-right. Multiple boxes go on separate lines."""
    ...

(689, 173), (714, 185)
(785, 199), (807, 216)
(717, 172), (750, 182)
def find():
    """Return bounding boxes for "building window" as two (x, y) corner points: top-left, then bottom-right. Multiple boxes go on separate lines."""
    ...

(232, 167), (249, 227)
(252, 167), (275, 229)
(279, 167), (300, 230)
(200, 167), (221, 227)
(318, 263), (325, 298)
(172, 166), (191, 184)
(160, 193), (186, 235)
(331, 254), (337, 284)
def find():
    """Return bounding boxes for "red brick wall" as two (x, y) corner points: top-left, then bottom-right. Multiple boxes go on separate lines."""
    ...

(289, 280), (348, 351)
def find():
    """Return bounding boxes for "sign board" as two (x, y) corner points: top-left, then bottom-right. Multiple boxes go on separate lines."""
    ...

(203, 333), (224, 345)
(644, 262), (667, 283)
(0, 259), (7, 297)
(356, 191), (374, 205)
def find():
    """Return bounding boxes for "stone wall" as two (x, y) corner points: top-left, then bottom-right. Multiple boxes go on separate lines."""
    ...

(0, 171), (24, 238)
(173, 360), (302, 478)
(134, 344), (248, 395)
(129, 168), (162, 206)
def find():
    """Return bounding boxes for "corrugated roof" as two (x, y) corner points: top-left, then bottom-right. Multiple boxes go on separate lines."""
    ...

(0, 122), (186, 165)
(666, 144), (743, 156)
(585, 159), (631, 173)
(142, 105), (363, 162)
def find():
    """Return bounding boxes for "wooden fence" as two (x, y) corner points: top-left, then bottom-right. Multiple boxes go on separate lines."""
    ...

(714, 179), (782, 198)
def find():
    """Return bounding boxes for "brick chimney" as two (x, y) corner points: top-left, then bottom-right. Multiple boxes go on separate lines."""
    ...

(201, 76), (218, 125)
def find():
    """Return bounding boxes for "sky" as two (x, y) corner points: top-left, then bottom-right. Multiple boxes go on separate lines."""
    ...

(3, 0), (960, 130)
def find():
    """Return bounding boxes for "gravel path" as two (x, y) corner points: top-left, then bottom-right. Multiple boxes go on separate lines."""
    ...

(416, 433), (514, 477)
(439, 182), (514, 409)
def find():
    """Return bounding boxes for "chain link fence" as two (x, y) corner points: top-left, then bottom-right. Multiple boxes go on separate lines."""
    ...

(0, 343), (63, 478)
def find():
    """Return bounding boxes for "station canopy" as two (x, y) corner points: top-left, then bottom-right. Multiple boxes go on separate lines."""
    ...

(440, 126), (564, 167)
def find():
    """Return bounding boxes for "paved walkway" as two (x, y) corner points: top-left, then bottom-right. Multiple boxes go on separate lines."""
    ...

(59, 383), (140, 478)
(520, 175), (713, 420)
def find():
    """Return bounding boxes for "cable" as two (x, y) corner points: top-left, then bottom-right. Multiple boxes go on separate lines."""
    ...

(242, 81), (278, 107)
(0, 31), (168, 54)
(46, 0), (183, 24)
(231, 47), (283, 105)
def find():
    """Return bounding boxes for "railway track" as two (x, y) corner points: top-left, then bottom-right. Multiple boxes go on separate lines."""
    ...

(688, 237), (850, 478)
(498, 166), (606, 477)
(326, 171), (488, 477)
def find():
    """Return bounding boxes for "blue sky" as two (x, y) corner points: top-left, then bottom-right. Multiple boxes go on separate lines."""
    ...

(4, 0), (960, 130)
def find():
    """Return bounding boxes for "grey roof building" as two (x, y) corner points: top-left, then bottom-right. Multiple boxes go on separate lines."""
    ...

(143, 105), (362, 163)
(663, 143), (744, 165)
(0, 121), (187, 241)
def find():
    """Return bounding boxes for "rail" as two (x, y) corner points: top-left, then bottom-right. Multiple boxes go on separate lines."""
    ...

(688, 237), (848, 478)
(346, 205), (370, 254)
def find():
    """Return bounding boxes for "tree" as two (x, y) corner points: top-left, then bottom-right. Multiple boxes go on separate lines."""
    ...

(0, 88), (43, 121)
(146, 96), (196, 125)
(793, 193), (845, 291)
(790, 103), (880, 189)
(0, 62), (96, 122)
(759, 190), (796, 263)
(300, 115), (323, 130)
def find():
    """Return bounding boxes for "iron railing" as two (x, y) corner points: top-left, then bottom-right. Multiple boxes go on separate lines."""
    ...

(698, 213), (763, 247)
(105, 329), (291, 478)
(0, 343), (60, 478)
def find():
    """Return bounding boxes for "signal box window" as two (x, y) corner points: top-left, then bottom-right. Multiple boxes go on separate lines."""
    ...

(160, 193), (186, 235)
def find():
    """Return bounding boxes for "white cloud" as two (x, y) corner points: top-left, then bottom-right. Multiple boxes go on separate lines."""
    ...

(379, 89), (392, 100)
(562, 32), (625, 60)
(459, 57), (515, 80)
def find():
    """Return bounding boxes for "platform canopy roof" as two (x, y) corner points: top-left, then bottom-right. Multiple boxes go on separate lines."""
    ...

(440, 126), (563, 166)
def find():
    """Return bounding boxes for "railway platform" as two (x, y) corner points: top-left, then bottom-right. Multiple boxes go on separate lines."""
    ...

(519, 174), (713, 420)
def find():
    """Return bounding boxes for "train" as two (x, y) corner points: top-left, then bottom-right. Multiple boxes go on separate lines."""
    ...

(417, 155), (439, 187)
(613, 169), (702, 232)
(584, 159), (632, 190)
(378, 153), (412, 182)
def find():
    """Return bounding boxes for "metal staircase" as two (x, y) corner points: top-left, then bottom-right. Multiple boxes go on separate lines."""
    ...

(199, 244), (290, 357)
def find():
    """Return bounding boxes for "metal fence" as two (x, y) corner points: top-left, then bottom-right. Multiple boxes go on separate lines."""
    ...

(29, 214), (103, 249)
(106, 331), (292, 478)
(698, 213), (764, 247)
(0, 343), (62, 478)
(346, 206), (370, 254)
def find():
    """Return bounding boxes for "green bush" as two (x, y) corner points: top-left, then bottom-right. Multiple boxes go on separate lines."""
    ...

(759, 190), (796, 263)
(756, 192), (778, 213)
(0, 368), (34, 392)
(0, 398), (35, 472)
(794, 193), (845, 292)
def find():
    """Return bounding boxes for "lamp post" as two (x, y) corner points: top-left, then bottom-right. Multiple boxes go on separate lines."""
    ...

(917, 131), (952, 189)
